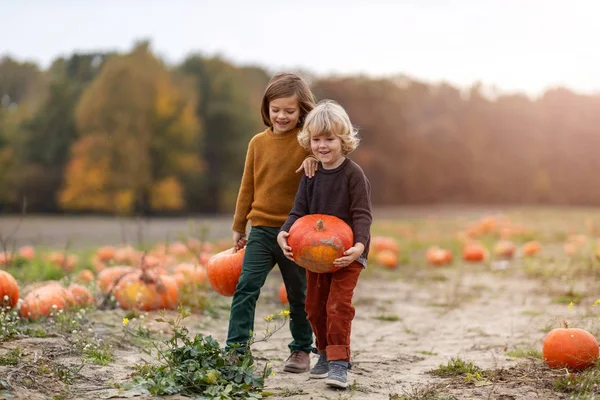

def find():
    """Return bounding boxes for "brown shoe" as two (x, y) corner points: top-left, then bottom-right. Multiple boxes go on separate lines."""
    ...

(283, 351), (310, 373)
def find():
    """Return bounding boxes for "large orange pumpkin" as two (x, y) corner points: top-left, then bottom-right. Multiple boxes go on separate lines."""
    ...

(0, 270), (19, 308)
(19, 284), (75, 320)
(206, 247), (245, 296)
(97, 266), (134, 293)
(113, 268), (179, 311)
(287, 214), (353, 273)
(542, 321), (599, 370)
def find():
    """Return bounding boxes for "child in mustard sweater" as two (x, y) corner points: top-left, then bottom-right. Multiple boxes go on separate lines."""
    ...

(226, 73), (318, 373)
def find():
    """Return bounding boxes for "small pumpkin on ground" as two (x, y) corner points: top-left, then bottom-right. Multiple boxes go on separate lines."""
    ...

(542, 320), (599, 370)
(493, 240), (516, 259)
(287, 214), (354, 273)
(371, 236), (399, 254)
(96, 246), (116, 262)
(462, 242), (488, 262)
(375, 250), (398, 269)
(521, 240), (541, 257)
(74, 269), (95, 285)
(172, 263), (208, 288)
(18, 245), (35, 260)
(426, 246), (453, 266)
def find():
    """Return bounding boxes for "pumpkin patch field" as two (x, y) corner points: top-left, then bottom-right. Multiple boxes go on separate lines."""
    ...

(4, 206), (600, 399)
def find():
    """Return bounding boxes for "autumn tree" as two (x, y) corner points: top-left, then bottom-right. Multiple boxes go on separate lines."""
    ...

(59, 42), (202, 214)
(0, 57), (47, 210)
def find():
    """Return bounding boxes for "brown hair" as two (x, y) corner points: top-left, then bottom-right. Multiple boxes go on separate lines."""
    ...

(260, 73), (316, 127)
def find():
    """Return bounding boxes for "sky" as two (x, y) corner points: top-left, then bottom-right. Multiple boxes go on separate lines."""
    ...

(2, 0), (599, 96)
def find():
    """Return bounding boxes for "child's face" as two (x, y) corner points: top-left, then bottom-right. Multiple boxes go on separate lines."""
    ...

(269, 95), (300, 134)
(311, 132), (344, 169)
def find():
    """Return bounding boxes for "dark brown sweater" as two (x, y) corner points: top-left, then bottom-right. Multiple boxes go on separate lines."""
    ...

(281, 158), (372, 266)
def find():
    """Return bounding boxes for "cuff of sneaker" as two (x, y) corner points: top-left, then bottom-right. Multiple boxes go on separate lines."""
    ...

(331, 360), (349, 368)
(326, 345), (350, 361)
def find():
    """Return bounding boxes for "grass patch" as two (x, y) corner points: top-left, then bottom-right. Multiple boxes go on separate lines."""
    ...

(505, 348), (542, 359)
(552, 368), (600, 394)
(0, 347), (23, 365)
(552, 291), (585, 305)
(390, 384), (457, 400)
(279, 388), (305, 397)
(415, 350), (438, 356)
(521, 310), (544, 317)
(374, 314), (401, 322)
(427, 357), (482, 377)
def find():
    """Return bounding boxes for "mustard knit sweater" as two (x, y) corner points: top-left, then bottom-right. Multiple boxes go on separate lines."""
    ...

(232, 127), (313, 233)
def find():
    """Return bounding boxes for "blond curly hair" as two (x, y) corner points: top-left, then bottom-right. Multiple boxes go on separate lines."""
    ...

(297, 100), (360, 155)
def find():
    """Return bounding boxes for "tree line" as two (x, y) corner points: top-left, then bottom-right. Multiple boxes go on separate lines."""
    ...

(1, 41), (598, 215)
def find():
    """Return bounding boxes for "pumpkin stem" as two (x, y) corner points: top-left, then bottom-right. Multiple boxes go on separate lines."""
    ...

(563, 320), (569, 329)
(316, 219), (325, 231)
(155, 277), (166, 294)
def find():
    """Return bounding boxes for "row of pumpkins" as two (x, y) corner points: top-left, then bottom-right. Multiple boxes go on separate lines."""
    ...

(0, 271), (93, 320)
(0, 214), (362, 319)
(370, 239), (544, 269)
(0, 251), (289, 321)
(0, 215), (548, 320)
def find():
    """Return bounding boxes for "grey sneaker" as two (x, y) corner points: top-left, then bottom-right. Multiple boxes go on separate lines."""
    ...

(309, 353), (329, 379)
(325, 362), (348, 389)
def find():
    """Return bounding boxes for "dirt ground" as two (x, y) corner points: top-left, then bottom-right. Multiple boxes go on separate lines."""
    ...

(0, 263), (578, 400)
(0, 206), (595, 399)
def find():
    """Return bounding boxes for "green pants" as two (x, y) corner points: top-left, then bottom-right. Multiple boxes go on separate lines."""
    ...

(226, 226), (314, 353)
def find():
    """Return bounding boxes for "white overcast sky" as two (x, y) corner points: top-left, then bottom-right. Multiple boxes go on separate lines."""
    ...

(2, 0), (599, 96)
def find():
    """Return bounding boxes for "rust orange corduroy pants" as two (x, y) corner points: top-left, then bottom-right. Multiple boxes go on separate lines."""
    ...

(304, 261), (362, 361)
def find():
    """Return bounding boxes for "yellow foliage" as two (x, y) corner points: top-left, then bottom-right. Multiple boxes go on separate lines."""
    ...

(0, 147), (16, 203)
(62, 44), (203, 213)
(154, 77), (180, 120)
(59, 135), (133, 213)
(150, 177), (184, 211)
(114, 190), (135, 213)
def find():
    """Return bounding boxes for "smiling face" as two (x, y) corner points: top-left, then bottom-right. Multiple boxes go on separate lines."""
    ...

(269, 96), (300, 134)
(310, 132), (344, 169)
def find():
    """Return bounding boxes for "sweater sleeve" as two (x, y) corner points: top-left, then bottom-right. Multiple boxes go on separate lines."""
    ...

(280, 175), (309, 232)
(348, 169), (372, 246)
(232, 141), (255, 233)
